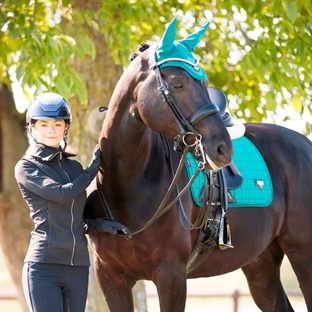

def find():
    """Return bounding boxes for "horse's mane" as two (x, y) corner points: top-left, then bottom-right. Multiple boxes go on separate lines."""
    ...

(130, 41), (154, 62)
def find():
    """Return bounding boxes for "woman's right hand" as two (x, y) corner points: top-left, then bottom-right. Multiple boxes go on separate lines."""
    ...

(87, 145), (101, 171)
(92, 145), (101, 160)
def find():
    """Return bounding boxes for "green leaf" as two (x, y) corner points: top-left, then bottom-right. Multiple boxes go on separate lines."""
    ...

(22, 68), (33, 85)
(284, 0), (297, 23)
(249, 54), (258, 70)
(77, 33), (96, 59)
(49, 37), (60, 54)
(58, 35), (76, 47)
(88, 20), (100, 31)
(38, 76), (49, 89)
(65, 75), (73, 90)
(76, 86), (88, 105)
(55, 78), (70, 99)
(47, 46), (60, 66)
(16, 61), (24, 81)
(265, 90), (277, 111)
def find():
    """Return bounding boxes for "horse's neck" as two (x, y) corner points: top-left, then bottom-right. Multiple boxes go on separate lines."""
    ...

(101, 125), (168, 207)
(100, 98), (166, 184)
(100, 54), (169, 195)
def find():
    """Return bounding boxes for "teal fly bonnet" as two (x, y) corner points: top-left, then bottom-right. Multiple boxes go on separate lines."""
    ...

(151, 17), (210, 81)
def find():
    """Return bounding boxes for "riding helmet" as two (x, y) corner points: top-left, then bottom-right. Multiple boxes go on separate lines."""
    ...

(26, 92), (72, 124)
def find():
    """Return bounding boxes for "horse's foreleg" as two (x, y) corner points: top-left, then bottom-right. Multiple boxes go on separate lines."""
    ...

(241, 240), (294, 312)
(93, 254), (135, 312)
(153, 259), (187, 312)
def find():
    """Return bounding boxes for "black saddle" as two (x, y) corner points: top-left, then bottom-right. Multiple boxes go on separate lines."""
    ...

(208, 86), (233, 127)
(222, 162), (243, 189)
(198, 162), (243, 204)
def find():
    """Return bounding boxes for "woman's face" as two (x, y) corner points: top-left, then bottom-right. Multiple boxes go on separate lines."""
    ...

(32, 120), (68, 148)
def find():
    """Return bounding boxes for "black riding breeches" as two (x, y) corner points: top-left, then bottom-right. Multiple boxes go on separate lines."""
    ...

(22, 262), (89, 312)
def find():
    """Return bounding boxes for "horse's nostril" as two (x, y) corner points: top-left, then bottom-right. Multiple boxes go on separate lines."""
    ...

(216, 143), (225, 157)
(215, 143), (232, 165)
(217, 145), (223, 157)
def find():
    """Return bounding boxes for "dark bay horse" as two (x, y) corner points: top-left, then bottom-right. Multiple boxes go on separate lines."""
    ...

(85, 19), (312, 312)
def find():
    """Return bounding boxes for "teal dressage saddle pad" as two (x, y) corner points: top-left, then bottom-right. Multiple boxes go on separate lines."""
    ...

(185, 136), (273, 208)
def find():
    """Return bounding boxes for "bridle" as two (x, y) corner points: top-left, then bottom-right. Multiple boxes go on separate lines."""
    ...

(148, 44), (220, 153)
(96, 45), (222, 238)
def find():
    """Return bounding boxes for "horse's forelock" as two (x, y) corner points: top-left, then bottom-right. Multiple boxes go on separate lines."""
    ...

(130, 41), (153, 62)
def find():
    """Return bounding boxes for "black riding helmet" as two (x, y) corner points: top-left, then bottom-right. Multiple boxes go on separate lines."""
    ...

(26, 92), (72, 125)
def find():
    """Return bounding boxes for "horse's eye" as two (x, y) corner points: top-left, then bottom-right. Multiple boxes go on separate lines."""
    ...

(173, 83), (183, 88)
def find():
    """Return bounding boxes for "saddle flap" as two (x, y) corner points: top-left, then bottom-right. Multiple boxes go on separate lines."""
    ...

(221, 162), (243, 189)
(208, 86), (226, 116)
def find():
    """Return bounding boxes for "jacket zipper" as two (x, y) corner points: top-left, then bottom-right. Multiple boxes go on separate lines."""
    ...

(70, 199), (76, 266)
(58, 155), (76, 266)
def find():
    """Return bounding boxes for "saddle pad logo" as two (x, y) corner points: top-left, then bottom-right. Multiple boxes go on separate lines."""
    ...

(30, 169), (39, 177)
(254, 179), (265, 190)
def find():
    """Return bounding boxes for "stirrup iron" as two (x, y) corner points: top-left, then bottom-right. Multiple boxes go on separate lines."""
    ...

(218, 208), (234, 250)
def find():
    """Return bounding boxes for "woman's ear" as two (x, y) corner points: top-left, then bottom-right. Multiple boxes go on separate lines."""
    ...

(31, 123), (37, 132)
(64, 124), (70, 136)
(30, 124), (37, 139)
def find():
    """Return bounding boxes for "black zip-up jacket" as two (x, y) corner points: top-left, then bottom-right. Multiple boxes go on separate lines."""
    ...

(14, 144), (100, 266)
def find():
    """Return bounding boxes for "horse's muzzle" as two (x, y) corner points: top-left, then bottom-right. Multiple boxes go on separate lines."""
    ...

(204, 141), (233, 170)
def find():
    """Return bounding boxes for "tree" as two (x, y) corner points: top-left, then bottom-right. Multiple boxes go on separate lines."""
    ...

(0, 83), (31, 311)
(0, 0), (311, 310)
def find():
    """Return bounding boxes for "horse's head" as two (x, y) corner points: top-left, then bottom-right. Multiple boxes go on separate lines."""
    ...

(134, 18), (233, 170)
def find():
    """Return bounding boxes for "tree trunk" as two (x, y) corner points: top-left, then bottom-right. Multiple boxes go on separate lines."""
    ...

(0, 1), (149, 309)
(0, 83), (31, 311)
(65, 1), (148, 310)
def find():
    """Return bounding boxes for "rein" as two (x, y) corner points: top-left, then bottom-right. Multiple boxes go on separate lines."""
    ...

(96, 136), (210, 238)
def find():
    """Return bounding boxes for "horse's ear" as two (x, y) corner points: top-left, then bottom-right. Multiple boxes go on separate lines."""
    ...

(157, 18), (177, 56)
(179, 22), (210, 52)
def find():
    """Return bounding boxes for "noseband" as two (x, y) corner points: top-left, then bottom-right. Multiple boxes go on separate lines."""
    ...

(149, 44), (220, 153)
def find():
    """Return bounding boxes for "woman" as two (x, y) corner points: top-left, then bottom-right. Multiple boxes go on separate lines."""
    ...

(15, 92), (128, 312)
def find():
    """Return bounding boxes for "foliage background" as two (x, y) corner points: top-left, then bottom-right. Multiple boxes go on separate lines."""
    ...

(0, 0), (311, 310)
(1, 0), (311, 131)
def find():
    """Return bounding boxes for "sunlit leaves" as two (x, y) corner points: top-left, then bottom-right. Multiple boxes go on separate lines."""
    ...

(292, 95), (302, 112)
(1, 0), (311, 132)
(1, 0), (89, 103)
(75, 32), (96, 60)
(194, 0), (311, 132)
